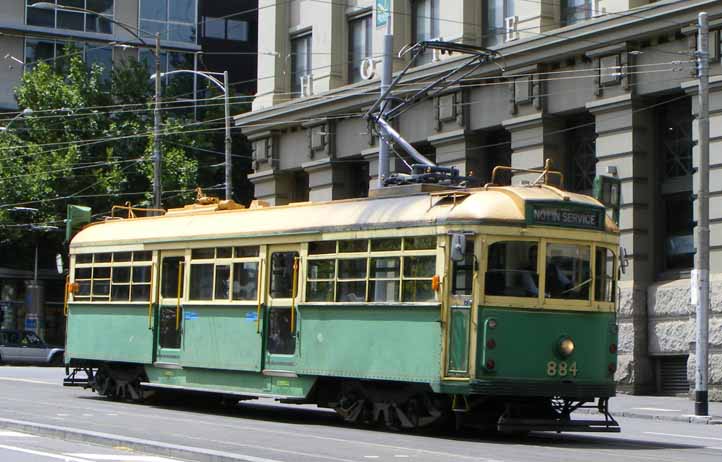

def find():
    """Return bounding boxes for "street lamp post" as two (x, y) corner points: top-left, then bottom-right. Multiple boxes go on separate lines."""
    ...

(0, 108), (34, 132)
(30, 2), (164, 210)
(152, 69), (233, 200)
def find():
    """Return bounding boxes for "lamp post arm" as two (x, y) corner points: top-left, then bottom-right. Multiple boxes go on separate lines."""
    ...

(153, 70), (226, 93)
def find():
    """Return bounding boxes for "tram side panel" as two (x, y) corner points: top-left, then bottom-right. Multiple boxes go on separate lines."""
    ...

(66, 303), (154, 365)
(295, 304), (442, 384)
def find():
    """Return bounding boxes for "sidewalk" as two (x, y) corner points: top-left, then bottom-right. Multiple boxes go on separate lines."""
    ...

(575, 393), (722, 424)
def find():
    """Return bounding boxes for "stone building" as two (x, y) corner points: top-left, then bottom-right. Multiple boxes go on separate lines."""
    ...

(236, 0), (722, 398)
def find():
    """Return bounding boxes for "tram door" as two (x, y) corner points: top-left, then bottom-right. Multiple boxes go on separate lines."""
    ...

(156, 251), (186, 365)
(445, 233), (476, 377)
(263, 245), (300, 371)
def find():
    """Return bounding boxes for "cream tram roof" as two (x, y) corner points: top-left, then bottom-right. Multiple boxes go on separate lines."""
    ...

(70, 185), (614, 250)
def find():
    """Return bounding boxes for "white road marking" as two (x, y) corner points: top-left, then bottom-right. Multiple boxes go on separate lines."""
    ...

(0, 377), (57, 385)
(393, 456), (409, 459)
(706, 447), (722, 450)
(632, 407), (680, 412)
(0, 444), (95, 462)
(363, 457), (379, 459)
(644, 432), (722, 442)
(66, 454), (181, 462)
(0, 430), (36, 437)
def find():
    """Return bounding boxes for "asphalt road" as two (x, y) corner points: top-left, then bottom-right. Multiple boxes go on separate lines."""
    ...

(0, 428), (185, 462)
(1, 366), (722, 462)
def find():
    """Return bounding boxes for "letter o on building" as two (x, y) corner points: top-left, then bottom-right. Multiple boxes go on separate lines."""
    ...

(360, 58), (377, 80)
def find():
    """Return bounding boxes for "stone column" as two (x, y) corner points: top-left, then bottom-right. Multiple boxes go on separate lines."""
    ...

(502, 113), (565, 185)
(685, 77), (722, 400)
(247, 170), (292, 206)
(252, 0), (290, 111)
(587, 94), (655, 394)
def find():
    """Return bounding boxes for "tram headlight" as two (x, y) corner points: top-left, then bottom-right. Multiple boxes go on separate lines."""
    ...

(558, 336), (575, 357)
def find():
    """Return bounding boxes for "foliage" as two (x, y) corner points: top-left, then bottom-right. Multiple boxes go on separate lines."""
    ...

(0, 50), (251, 269)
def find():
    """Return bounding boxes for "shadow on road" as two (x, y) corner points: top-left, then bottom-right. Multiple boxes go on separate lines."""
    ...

(75, 392), (705, 452)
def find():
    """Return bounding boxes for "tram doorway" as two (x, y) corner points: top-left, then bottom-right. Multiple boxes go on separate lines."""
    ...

(444, 233), (477, 378)
(264, 245), (300, 371)
(156, 251), (186, 365)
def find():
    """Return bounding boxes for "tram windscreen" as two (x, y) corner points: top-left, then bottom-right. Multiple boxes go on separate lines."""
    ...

(485, 241), (539, 297)
(545, 243), (591, 300)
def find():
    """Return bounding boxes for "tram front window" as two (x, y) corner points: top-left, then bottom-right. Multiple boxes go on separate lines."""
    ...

(485, 241), (538, 297)
(545, 243), (591, 300)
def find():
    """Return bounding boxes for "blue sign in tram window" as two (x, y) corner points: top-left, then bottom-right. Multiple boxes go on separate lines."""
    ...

(376, 0), (390, 27)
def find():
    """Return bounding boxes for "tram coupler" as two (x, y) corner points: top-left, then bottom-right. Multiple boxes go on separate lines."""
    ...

(63, 367), (95, 388)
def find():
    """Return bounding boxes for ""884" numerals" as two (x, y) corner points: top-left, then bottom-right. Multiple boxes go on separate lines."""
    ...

(546, 361), (577, 377)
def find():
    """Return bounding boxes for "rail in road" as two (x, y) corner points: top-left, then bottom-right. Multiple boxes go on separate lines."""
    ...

(0, 367), (721, 462)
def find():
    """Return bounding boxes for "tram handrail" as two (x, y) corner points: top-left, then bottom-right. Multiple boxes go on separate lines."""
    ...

(147, 263), (155, 330)
(175, 262), (183, 331)
(111, 201), (166, 219)
(291, 256), (299, 333)
(488, 159), (564, 188)
(256, 259), (264, 334)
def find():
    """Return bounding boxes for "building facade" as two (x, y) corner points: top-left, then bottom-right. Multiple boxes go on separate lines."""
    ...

(237, 0), (722, 398)
(0, 1), (259, 110)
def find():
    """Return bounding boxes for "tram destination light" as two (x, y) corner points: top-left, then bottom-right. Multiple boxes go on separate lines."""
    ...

(593, 174), (621, 225)
(66, 205), (91, 242)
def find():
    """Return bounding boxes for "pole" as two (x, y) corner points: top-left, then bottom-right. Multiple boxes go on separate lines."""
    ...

(694, 11), (710, 417)
(224, 70), (232, 201)
(378, 18), (393, 188)
(153, 32), (162, 211)
(34, 242), (38, 283)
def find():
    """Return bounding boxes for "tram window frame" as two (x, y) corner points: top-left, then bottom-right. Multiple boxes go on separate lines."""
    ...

(594, 246), (616, 303)
(485, 240), (540, 299)
(304, 236), (439, 304)
(72, 251), (153, 303)
(187, 246), (260, 303)
(543, 241), (592, 302)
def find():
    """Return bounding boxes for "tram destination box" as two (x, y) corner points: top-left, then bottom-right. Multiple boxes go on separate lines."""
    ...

(525, 201), (605, 230)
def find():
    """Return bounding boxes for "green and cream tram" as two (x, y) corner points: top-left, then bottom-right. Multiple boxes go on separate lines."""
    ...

(64, 179), (620, 433)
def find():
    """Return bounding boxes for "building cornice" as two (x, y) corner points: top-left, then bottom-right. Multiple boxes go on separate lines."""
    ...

(236, 0), (722, 134)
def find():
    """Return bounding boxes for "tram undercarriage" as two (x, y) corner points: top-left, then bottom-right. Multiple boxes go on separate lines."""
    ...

(64, 365), (619, 434)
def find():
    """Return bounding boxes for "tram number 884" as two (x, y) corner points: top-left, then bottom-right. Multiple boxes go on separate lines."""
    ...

(546, 361), (578, 377)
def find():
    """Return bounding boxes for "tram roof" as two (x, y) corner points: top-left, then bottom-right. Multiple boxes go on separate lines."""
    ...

(70, 185), (616, 250)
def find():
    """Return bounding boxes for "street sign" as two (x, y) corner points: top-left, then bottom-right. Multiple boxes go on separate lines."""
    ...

(376, 0), (390, 27)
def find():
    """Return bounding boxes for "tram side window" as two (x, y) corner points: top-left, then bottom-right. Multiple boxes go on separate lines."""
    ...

(270, 252), (299, 298)
(161, 257), (185, 299)
(595, 247), (616, 303)
(545, 243), (591, 300)
(232, 262), (259, 300)
(305, 237), (438, 304)
(73, 251), (152, 302)
(187, 247), (260, 302)
(452, 240), (475, 295)
(307, 259), (335, 302)
(486, 241), (539, 297)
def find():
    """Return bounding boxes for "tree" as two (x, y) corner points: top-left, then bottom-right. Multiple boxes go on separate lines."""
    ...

(0, 50), (249, 269)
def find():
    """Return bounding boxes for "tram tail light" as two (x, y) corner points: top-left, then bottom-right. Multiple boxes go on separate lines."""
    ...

(609, 343), (617, 354)
(431, 275), (441, 291)
(486, 339), (496, 349)
(608, 363), (617, 374)
(485, 359), (495, 370)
